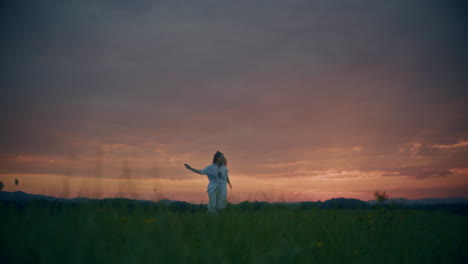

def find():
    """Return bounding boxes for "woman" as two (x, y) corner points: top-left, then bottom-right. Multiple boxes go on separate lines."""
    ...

(184, 151), (232, 213)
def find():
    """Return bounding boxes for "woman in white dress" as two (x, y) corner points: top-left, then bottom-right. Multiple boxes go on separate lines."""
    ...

(184, 151), (232, 213)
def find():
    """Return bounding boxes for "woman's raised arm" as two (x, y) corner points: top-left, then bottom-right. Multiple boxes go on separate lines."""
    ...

(184, 164), (203, 175)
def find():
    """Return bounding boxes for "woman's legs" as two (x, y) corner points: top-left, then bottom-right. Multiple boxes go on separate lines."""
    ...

(216, 188), (227, 210)
(208, 187), (227, 213)
(208, 188), (219, 213)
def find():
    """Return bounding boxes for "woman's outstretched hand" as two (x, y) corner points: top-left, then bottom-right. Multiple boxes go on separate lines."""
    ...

(185, 164), (203, 175)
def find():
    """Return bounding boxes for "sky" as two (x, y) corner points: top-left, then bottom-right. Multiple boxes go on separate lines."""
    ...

(1, 0), (467, 203)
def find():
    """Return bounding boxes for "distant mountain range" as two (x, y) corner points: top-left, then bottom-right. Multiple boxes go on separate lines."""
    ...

(0, 191), (92, 204)
(367, 197), (468, 206)
(1, 191), (468, 206)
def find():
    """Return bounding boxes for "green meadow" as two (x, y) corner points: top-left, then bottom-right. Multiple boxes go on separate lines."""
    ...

(1, 200), (467, 264)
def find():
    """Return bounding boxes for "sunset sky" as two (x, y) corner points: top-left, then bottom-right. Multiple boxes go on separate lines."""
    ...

(1, 0), (467, 203)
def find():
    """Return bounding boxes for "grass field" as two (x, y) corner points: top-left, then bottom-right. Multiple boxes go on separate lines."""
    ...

(1, 200), (467, 263)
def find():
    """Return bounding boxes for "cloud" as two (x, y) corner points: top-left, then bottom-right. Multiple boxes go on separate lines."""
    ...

(433, 141), (468, 149)
(259, 160), (308, 168)
(382, 167), (453, 179)
(0, 0), (467, 193)
(252, 169), (378, 180)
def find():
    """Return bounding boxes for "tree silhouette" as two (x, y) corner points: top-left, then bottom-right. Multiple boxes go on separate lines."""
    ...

(374, 191), (389, 205)
(0, 181), (4, 191)
(14, 178), (19, 191)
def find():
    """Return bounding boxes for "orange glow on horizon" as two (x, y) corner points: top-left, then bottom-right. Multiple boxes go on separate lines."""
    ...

(1, 168), (467, 203)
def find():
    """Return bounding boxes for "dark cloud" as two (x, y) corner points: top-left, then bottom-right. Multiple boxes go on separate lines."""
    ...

(382, 167), (453, 179)
(1, 0), (467, 182)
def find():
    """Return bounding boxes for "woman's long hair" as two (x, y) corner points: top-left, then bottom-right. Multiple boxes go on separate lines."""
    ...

(212, 151), (227, 167)
(212, 151), (223, 164)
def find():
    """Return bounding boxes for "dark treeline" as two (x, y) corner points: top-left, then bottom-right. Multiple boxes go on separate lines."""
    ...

(1, 197), (467, 216)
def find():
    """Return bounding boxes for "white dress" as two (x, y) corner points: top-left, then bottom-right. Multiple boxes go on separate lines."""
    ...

(201, 164), (229, 212)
